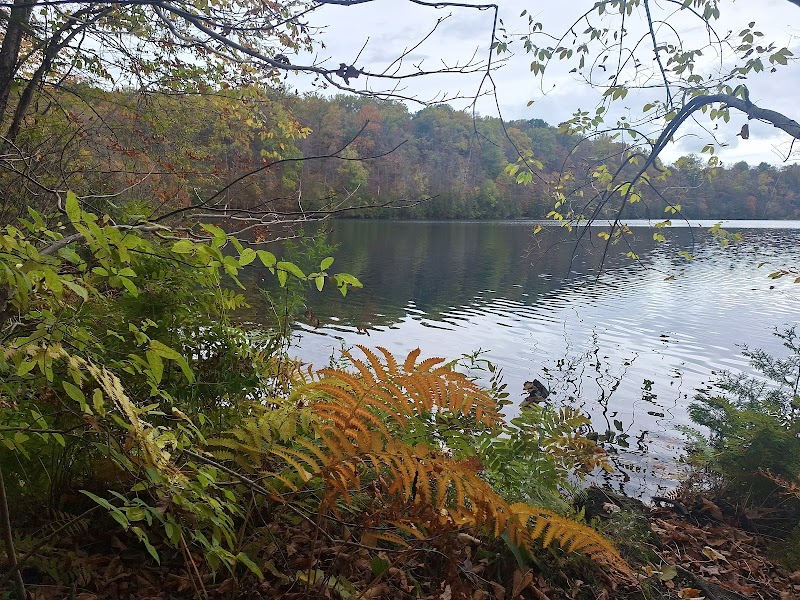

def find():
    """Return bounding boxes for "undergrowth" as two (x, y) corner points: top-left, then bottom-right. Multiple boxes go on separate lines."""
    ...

(0, 200), (630, 599)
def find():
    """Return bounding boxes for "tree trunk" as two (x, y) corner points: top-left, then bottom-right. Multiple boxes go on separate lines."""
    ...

(0, 0), (35, 125)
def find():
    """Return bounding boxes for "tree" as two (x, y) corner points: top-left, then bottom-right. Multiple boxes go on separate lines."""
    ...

(498, 0), (800, 263)
(0, 0), (499, 231)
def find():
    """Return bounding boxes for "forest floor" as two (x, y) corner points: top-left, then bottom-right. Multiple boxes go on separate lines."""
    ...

(6, 482), (799, 600)
(572, 485), (799, 600)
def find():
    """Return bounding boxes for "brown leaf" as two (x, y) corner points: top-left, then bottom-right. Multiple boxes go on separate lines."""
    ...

(701, 545), (727, 562)
(705, 537), (726, 547)
(363, 583), (390, 598)
(738, 123), (750, 139)
(658, 565), (678, 581)
(530, 588), (552, 600)
(489, 582), (506, 600)
(511, 569), (533, 598)
(700, 498), (724, 521)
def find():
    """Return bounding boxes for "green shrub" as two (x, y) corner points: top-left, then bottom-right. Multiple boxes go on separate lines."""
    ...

(688, 326), (800, 505)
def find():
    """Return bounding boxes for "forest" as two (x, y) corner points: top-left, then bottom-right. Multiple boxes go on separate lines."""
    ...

(4, 87), (800, 225)
(1, 1), (800, 599)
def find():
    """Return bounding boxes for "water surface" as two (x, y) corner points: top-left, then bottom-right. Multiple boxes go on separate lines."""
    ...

(269, 220), (800, 495)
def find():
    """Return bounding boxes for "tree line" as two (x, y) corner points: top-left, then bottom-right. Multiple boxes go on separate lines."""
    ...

(9, 86), (798, 227)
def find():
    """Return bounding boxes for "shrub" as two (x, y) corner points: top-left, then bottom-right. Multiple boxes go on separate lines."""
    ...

(687, 326), (800, 507)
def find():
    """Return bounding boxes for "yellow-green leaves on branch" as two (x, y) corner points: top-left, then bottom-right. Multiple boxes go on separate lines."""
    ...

(333, 273), (363, 297)
(308, 256), (335, 292)
(149, 340), (194, 384)
(276, 261), (306, 287)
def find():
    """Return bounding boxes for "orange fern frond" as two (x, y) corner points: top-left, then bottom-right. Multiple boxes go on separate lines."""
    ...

(512, 504), (633, 576)
(205, 346), (628, 577)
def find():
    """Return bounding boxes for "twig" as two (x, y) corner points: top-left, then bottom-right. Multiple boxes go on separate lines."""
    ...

(0, 465), (25, 600)
(180, 530), (208, 600)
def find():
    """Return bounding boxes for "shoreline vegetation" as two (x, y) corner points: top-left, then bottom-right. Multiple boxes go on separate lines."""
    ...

(1, 202), (798, 599)
(3, 88), (800, 228)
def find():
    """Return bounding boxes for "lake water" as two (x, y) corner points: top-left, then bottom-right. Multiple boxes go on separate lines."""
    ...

(266, 220), (800, 496)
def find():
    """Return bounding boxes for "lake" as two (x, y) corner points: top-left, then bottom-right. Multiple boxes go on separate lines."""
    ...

(260, 220), (800, 496)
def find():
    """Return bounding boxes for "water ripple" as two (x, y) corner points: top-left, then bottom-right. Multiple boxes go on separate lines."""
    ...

(286, 221), (800, 496)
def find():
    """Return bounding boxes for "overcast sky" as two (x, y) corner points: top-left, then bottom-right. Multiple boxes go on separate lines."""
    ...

(292, 0), (800, 166)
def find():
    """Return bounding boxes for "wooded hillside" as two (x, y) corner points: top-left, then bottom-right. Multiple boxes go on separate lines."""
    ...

(4, 87), (799, 227)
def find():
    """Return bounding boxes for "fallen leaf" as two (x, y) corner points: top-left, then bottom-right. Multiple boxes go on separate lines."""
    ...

(530, 588), (552, 600)
(700, 498), (724, 521)
(489, 582), (506, 600)
(702, 546), (727, 561)
(658, 565), (677, 581)
(512, 570), (533, 598)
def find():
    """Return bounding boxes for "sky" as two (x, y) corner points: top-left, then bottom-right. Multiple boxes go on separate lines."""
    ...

(290, 0), (800, 166)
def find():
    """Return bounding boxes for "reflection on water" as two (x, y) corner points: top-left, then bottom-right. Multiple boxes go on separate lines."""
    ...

(254, 220), (800, 496)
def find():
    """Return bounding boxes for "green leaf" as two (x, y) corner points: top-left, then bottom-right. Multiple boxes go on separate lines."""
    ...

(126, 507), (147, 522)
(315, 275), (325, 291)
(335, 273), (362, 288)
(238, 248), (257, 266)
(501, 532), (532, 569)
(58, 246), (83, 265)
(92, 388), (106, 415)
(63, 381), (86, 407)
(201, 223), (227, 248)
(236, 552), (264, 579)
(172, 239), (194, 254)
(320, 256), (334, 271)
(370, 556), (390, 577)
(150, 340), (195, 383)
(65, 191), (81, 223)
(132, 526), (160, 564)
(257, 250), (276, 268)
(63, 279), (89, 301)
(80, 490), (113, 511)
(146, 350), (164, 384)
(120, 276), (139, 296)
(16, 360), (36, 377)
(276, 261), (306, 280)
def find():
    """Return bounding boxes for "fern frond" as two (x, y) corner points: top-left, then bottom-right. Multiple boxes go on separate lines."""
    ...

(758, 468), (800, 498)
(403, 348), (422, 372)
(202, 346), (628, 577)
(511, 504), (632, 575)
(417, 356), (446, 372)
(358, 345), (387, 380)
(375, 531), (411, 547)
(376, 346), (400, 374)
(390, 520), (427, 540)
(46, 510), (90, 538)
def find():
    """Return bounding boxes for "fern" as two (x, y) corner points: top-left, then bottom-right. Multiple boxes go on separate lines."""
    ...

(207, 346), (631, 575)
(45, 510), (91, 538)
